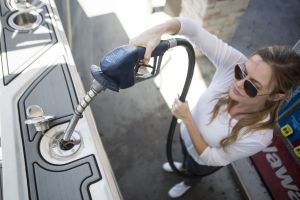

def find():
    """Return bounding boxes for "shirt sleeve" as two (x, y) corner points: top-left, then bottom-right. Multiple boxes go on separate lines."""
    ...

(176, 17), (247, 70)
(192, 130), (273, 166)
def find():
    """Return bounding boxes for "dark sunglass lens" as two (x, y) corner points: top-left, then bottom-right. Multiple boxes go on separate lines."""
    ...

(244, 80), (257, 97)
(234, 65), (243, 80)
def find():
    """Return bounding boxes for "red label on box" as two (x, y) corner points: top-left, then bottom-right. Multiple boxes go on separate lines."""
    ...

(251, 133), (300, 199)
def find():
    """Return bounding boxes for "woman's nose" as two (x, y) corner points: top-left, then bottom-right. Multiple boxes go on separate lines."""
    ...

(236, 79), (244, 89)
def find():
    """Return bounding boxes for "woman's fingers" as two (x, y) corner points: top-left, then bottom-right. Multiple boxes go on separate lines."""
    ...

(171, 98), (181, 114)
(143, 38), (161, 63)
(129, 39), (152, 64)
(129, 34), (161, 64)
(143, 44), (154, 64)
(171, 98), (190, 121)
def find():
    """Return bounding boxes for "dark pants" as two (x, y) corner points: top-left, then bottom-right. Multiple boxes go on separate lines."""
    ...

(180, 136), (223, 186)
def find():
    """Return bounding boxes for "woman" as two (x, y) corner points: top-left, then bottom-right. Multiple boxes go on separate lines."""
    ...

(130, 17), (300, 198)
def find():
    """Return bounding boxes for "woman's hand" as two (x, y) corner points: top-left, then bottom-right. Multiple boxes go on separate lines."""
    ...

(129, 27), (162, 64)
(171, 98), (192, 122)
(172, 98), (209, 154)
(129, 19), (181, 63)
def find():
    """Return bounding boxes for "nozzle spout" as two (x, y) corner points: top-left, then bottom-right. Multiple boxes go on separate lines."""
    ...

(62, 80), (104, 142)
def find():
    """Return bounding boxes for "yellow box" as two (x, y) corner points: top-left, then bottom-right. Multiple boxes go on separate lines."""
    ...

(293, 146), (300, 158)
(280, 124), (294, 137)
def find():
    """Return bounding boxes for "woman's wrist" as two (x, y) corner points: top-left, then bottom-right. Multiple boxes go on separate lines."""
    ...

(182, 111), (193, 125)
(182, 111), (208, 154)
(156, 19), (181, 36)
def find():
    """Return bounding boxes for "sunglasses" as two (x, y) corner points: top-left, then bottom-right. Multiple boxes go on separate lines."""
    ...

(234, 64), (271, 98)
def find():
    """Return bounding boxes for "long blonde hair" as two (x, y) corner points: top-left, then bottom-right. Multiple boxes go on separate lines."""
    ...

(210, 46), (300, 148)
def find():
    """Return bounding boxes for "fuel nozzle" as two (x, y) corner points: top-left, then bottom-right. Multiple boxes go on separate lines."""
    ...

(61, 38), (178, 143)
(91, 38), (177, 91)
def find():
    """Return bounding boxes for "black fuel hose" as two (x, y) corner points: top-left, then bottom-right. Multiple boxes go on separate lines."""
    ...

(94, 37), (203, 177)
(166, 38), (196, 177)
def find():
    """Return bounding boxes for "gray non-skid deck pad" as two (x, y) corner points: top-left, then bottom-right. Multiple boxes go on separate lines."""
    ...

(18, 61), (102, 200)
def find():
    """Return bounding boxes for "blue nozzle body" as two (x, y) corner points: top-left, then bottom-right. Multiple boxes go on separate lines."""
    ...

(91, 40), (173, 91)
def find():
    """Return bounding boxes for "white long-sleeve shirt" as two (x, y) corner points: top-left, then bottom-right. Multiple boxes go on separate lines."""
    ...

(177, 17), (273, 166)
